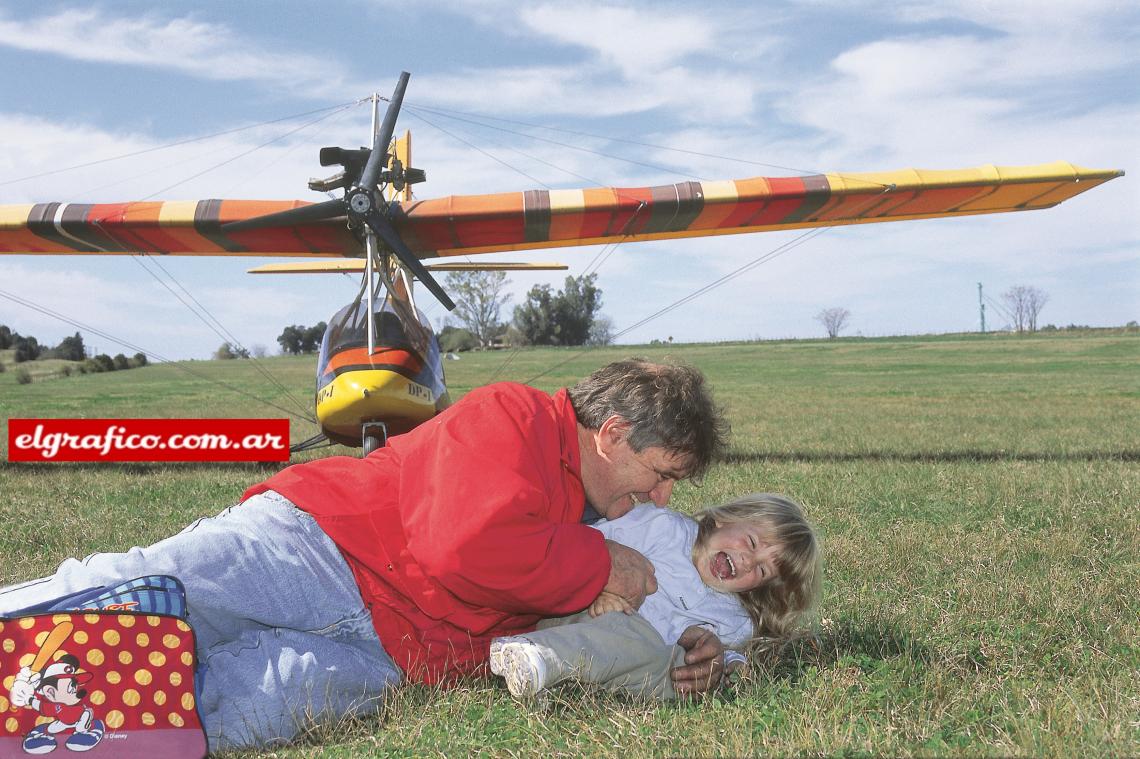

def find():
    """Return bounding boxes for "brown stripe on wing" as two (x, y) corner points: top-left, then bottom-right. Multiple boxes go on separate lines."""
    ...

(29, 203), (102, 252)
(523, 189), (551, 243)
(196, 199), (247, 253)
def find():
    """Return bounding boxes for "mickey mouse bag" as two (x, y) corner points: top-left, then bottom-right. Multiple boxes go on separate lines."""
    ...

(1, 576), (206, 758)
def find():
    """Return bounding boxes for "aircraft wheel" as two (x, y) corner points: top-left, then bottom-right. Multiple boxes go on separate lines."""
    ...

(361, 421), (388, 456)
(363, 432), (384, 455)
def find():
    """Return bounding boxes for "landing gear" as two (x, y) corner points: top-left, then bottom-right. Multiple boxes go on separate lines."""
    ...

(362, 421), (388, 455)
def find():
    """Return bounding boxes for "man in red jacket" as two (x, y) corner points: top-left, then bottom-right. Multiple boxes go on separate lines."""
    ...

(0, 359), (728, 752)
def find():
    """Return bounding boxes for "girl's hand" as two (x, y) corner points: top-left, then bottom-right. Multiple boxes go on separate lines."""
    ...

(588, 590), (634, 617)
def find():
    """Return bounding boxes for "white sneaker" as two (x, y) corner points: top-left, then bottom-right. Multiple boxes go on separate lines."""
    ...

(489, 635), (526, 675)
(488, 636), (551, 698)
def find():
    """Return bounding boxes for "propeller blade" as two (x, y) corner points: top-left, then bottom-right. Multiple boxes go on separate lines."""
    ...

(364, 211), (456, 311)
(222, 198), (347, 233)
(360, 72), (411, 192)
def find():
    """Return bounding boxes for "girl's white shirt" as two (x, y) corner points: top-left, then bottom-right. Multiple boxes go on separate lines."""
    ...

(591, 504), (753, 649)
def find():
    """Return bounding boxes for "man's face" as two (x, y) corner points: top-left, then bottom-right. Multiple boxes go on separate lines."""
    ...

(583, 419), (692, 519)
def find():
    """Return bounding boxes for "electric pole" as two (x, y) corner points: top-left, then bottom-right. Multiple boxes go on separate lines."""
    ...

(978, 282), (986, 333)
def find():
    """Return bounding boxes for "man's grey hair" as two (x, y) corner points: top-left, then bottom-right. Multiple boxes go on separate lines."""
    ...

(567, 358), (728, 481)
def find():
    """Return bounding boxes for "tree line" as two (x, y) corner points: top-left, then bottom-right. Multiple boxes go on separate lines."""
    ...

(0, 325), (147, 374)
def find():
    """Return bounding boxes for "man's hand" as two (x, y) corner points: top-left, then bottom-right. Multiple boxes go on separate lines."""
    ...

(589, 590), (634, 617)
(670, 625), (725, 696)
(602, 540), (657, 610)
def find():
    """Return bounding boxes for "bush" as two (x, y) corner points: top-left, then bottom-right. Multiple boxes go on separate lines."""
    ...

(60, 364), (73, 378)
(89, 354), (116, 372)
(0, 361), (6, 373)
(131, 352), (148, 368)
(439, 326), (478, 353)
(113, 353), (130, 370)
(15, 368), (32, 385)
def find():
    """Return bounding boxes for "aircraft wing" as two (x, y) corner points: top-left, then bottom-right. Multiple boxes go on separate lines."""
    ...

(0, 162), (1121, 259)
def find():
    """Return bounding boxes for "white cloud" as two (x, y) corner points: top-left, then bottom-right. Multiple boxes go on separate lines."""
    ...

(0, 8), (347, 97)
(519, 4), (716, 74)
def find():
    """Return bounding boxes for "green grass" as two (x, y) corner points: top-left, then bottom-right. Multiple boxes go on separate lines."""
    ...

(2, 331), (1138, 757)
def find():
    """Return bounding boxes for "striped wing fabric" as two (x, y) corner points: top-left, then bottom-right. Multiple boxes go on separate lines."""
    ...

(0, 162), (1121, 260)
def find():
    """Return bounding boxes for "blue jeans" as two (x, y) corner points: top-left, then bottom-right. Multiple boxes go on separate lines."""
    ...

(0, 491), (401, 752)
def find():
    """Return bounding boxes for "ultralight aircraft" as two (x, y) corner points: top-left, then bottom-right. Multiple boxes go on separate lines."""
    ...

(0, 72), (1123, 453)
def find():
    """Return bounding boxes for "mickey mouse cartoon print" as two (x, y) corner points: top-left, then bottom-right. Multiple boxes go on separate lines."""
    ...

(10, 652), (105, 754)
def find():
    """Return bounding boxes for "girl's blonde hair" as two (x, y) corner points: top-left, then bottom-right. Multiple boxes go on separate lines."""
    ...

(693, 493), (821, 641)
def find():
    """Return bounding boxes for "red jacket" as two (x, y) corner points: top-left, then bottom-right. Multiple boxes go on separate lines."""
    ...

(243, 383), (610, 683)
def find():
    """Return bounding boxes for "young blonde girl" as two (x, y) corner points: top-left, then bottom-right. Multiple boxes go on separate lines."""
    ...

(490, 493), (821, 699)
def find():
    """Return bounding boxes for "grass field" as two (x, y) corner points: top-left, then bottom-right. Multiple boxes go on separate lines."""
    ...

(2, 332), (1138, 757)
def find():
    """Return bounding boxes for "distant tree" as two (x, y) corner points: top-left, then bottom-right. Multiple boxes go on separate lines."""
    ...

(1001, 286), (1049, 333)
(587, 315), (615, 346)
(13, 335), (41, 363)
(277, 325), (305, 355)
(131, 352), (149, 368)
(513, 284), (557, 345)
(301, 322), (326, 354)
(54, 332), (87, 361)
(112, 353), (130, 370)
(444, 271), (512, 348)
(0, 325), (12, 350)
(439, 325), (478, 353)
(91, 354), (115, 372)
(214, 342), (249, 360)
(513, 275), (603, 346)
(815, 307), (851, 339)
(553, 274), (602, 346)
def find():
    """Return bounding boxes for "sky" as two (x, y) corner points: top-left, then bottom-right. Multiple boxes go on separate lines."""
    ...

(0, 0), (1136, 362)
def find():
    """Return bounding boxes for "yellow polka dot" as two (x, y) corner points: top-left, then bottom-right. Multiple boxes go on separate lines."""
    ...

(73, 630), (88, 645)
(2, 676), (14, 691)
(180, 652), (193, 666)
(176, 620), (190, 632)
(102, 629), (120, 646)
(181, 693), (195, 710)
(34, 630), (50, 647)
(18, 618), (35, 630)
(86, 649), (105, 667)
(135, 632), (150, 647)
(168, 712), (185, 728)
(153, 689), (167, 706)
(106, 671), (121, 685)
(134, 669), (153, 686)
(162, 634), (181, 649)
(84, 614), (99, 624)
(148, 651), (167, 667)
(2, 638), (14, 653)
(6, 717), (20, 734)
(118, 650), (133, 665)
(169, 671), (182, 687)
(34, 716), (53, 727)
(117, 615), (136, 628)
(147, 616), (161, 627)
(141, 712), (155, 726)
(51, 614), (70, 625)
(123, 689), (140, 706)
(0, 621), (4, 633)
(0, 695), (8, 711)
(18, 654), (35, 668)
(89, 690), (106, 706)
(106, 710), (125, 729)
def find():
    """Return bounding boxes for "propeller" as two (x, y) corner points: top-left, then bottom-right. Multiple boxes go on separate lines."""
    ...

(221, 72), (456, 311)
